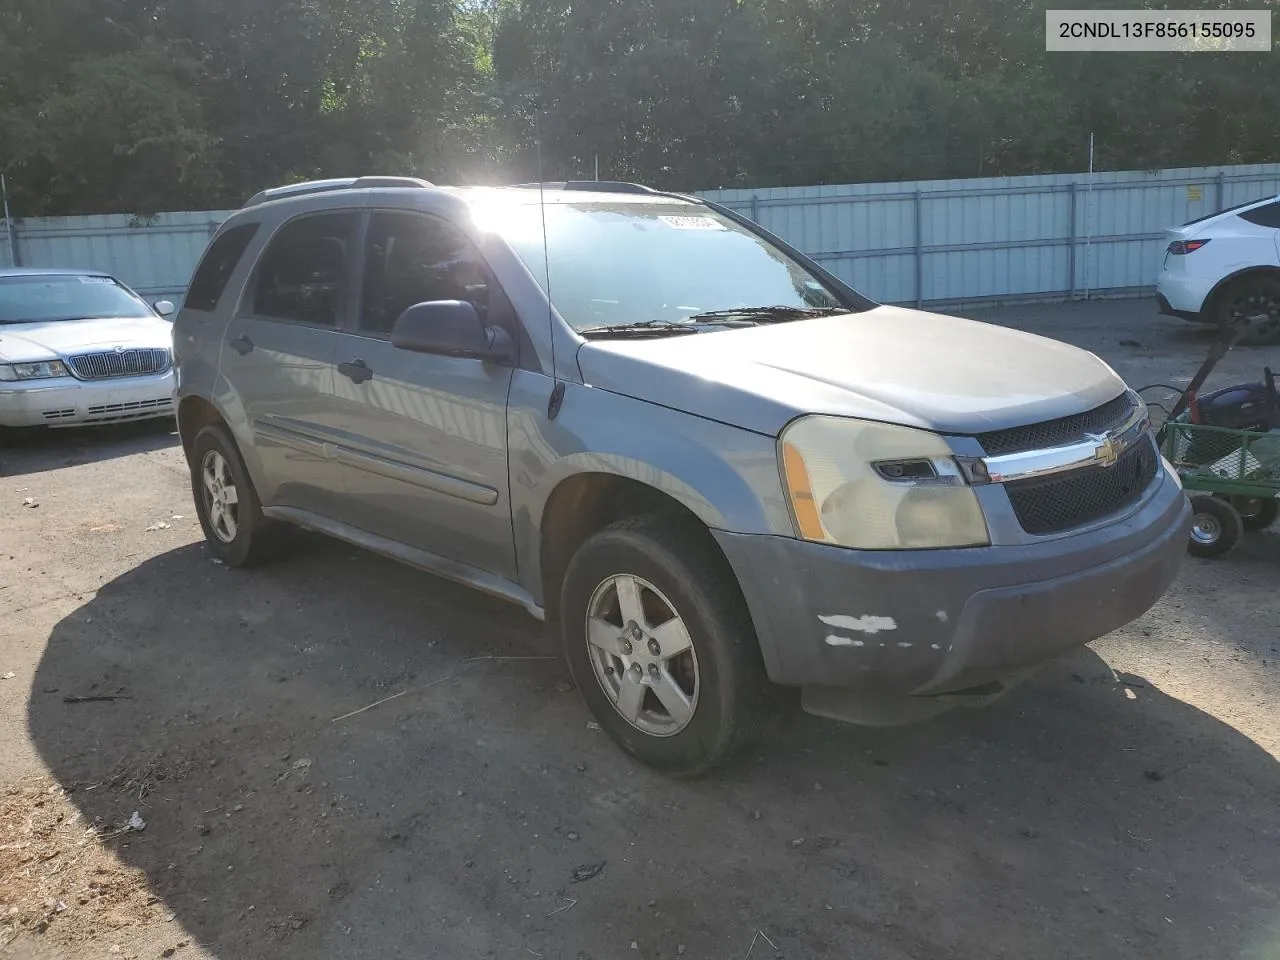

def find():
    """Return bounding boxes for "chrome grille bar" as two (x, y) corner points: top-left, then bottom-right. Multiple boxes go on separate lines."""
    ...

(68, 348), (171, 380)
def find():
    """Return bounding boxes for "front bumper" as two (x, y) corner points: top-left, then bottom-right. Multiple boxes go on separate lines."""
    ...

(714, 464), (1190, 699)
(0, 372), (175, 427)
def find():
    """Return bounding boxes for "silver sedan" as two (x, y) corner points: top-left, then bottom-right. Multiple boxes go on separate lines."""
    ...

(0, 268), (176, 428)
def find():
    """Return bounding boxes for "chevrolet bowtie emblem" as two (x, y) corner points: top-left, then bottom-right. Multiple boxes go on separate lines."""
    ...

(1087, 431), (1120, 468)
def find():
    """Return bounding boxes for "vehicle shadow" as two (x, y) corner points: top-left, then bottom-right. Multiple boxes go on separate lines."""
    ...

(25, 539), (1280, 960)
(0, 419), (178, 478)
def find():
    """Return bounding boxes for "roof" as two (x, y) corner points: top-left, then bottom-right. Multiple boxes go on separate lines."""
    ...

(237, 176), (698, 212)
(0, 267), (113, 279)
(442, 185), (700, 207)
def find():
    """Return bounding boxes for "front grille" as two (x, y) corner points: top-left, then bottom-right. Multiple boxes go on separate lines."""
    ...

(68, 348), (171, 380)
(1006, 437), (1159, 535)
(42, 408), (76, 421)
(977, 392), (1135, 456)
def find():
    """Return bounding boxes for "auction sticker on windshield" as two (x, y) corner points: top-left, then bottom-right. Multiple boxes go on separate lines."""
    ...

(659, 215), (727, 231)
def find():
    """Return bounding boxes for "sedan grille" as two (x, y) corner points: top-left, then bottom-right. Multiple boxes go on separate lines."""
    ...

(976, 392), (1136, 456)
(1006, 437), (1159, 535)
(68, 348), (171, 380)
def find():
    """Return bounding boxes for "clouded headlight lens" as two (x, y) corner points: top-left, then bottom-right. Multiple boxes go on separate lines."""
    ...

(779, 415), (989, 550)
(0, 360), (71, 381)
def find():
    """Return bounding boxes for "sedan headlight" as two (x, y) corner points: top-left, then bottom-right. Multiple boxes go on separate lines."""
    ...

(779, 415), (989, 550)
(0, 360), (72, 382)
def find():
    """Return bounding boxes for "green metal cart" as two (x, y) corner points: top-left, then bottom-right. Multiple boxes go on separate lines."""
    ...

(1140, 321), (1280, 559)
(1155, 414), (1280, 558)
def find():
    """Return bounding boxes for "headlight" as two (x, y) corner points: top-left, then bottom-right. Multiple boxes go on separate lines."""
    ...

(779, 415), (989, 550)
(0, 360), (71, 381)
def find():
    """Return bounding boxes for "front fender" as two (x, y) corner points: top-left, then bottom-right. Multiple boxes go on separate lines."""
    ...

(507, 373), (794, 603)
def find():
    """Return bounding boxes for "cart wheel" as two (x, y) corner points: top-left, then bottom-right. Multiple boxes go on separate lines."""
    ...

(1227, 495), (1279, 531)
(1188, 496), (1243, 559)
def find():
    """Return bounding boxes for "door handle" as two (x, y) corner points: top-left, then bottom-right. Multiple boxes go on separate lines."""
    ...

(229, 334), (254, 356)
(338, 359), (374, 384)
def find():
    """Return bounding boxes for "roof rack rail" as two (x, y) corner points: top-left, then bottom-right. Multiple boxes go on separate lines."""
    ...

(242, 176), (433, 208)
(510, 181), (660, 195)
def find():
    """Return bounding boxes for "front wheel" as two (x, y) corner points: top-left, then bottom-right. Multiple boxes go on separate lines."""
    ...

(560, 515), (768, 777)
(1187, 495), (1243, 559)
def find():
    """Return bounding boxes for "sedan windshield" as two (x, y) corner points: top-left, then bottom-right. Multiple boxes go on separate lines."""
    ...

(0, 275), (154, 324)
(477, 198), (855, 333)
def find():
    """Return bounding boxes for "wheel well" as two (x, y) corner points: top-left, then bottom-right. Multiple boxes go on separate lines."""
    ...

(1205, 266), (1280, 318)
(177, 396), (225, 460)
(539, 474), (708, 624)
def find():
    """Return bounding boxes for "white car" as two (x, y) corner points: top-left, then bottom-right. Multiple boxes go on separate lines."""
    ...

(1156, 193), (1280, 345)
(0, 268), (177, 428)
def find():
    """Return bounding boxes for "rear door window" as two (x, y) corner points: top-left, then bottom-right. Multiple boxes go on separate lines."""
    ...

(185, 223), (259, 312)
(251, 213), (360, 327)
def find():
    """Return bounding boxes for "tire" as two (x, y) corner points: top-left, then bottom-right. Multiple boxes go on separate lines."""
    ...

(1187, 495), (1243, 559)
(189, 423), (282, 567)
(1214, 275), (1280, 346)
(560, 515), (769, 777)
(1227, 495), (1279, 531)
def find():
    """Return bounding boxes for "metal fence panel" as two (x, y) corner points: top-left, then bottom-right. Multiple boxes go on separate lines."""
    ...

(702, 162), (1280, 306)
(2, 163), (1279, 309)
(0, 210), (233, 306)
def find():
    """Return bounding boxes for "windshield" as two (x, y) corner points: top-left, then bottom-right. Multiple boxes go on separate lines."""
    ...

(0, 275), (154, 324)
(477, 198), (848, 332)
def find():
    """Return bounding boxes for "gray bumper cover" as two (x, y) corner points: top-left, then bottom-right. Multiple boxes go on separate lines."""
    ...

(713, 468), (1191, 698)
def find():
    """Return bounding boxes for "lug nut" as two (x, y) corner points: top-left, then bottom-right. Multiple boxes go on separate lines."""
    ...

(648, 640), (660, 656)
(630, 663), (643, 681)
(621, 641), (633, 655)
(648, 664), (659, 678)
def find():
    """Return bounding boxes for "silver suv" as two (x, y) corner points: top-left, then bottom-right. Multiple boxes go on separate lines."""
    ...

(173, 176), (1191, 774)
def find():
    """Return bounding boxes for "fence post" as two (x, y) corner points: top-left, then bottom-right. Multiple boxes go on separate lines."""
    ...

(1215, 171), (1225, 212)
(1, 174), (19, 268)
(1068, 182), (1078, 300)
(749, 193), (759, 224)
(913, 189), (923, 308)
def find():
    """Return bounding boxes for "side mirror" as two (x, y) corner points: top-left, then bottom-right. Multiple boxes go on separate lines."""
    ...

(153, 300), (176, 317)
(390, 300), (514, 364)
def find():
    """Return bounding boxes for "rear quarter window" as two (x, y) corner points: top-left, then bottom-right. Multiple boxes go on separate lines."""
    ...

(185, 223), (260, 312)
(1238, 201), (1280, 229)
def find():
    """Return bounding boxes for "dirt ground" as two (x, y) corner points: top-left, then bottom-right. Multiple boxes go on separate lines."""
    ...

(1, 299), (1278, 960)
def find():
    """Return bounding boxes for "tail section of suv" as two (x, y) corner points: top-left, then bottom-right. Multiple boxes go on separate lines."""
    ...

(1156, 193), (1280, 345)
(174, 176), (1190, 775)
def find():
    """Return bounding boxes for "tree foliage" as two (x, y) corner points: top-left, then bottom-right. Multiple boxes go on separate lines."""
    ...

(1, 0), (1277, 214)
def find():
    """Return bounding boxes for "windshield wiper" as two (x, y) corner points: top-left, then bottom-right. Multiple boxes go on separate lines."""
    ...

(578, 320), (707, 340)
(682, 305), (848, 323)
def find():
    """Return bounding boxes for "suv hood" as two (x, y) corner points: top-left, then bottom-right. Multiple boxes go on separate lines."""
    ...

(0, 316), (171, 363)
(575, 305), (1126, 437)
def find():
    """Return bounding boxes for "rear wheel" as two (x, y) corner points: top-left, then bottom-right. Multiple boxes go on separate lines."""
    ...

(1187, 495), (1243, 559)
(560, 515), (768, 777)
(1214, 275), (1280, 346)
(1227, 495), (1279, 531)
(190, 424), (283, 567)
